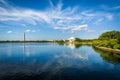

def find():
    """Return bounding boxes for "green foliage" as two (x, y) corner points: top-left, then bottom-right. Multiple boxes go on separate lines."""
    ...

(113, 44), (120, 49)
(56, 40), (65, 45)
(99, 30), (120, 40)
(75, 38), (81, 42)
(93, 46), (120, 64)
(117, 38), (120, 44)
(93, 30), (120, 49)
(93, 39), (120, 49)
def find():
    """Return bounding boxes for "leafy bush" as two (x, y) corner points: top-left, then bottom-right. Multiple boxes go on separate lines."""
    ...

(113, 44), (120, 49)
(93, 31), (120, 49)
(92, 39), (120, 49)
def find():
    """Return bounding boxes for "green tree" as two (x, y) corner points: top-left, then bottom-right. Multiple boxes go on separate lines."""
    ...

(93, 30), (120, 49)
(99, 30), (120, 40)
(75, 38), (81, 42)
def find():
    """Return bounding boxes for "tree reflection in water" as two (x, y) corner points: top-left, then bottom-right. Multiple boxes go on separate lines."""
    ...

(92, 46), (120, 64)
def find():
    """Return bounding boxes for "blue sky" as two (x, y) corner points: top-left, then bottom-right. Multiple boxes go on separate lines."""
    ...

(0, 0), (120, 40)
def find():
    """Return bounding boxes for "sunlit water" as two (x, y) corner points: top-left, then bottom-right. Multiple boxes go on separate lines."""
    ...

(0, 43), (120, 80)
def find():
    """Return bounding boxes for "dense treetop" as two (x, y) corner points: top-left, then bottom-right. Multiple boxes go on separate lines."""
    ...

(98, 31), (120, 40)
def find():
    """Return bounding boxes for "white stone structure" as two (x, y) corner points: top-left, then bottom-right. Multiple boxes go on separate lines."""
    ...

(68, 37), (75, 43)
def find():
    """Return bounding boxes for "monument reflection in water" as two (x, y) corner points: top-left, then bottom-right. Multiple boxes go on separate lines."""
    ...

(0, 43), (120, 80)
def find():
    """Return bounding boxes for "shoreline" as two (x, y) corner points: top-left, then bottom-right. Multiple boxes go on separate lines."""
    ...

(0, 41), (120, 54)
(0, 41), (54, 43)
(77, 42), (92, 45)
(93, 46), (120, 54)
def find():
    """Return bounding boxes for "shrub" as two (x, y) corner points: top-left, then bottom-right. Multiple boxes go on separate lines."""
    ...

(113, 44), (120, 49)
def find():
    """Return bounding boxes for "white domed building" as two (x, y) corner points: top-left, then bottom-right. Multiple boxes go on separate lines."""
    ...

(68, 37), (75, 43)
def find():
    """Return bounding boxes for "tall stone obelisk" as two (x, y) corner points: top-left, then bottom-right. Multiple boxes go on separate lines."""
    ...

(24, 32), (25, 42)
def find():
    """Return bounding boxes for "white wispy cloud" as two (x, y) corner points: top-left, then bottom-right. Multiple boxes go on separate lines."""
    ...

(25, 29), (31, 32)
(87, 29), (96, 33)
(0, 0), (116, 33)
(106, 14), (113, 20)
(71, 24), (88, 33)
(81, 10), (96, 17)
(54, 24), (88, 33)
(97, 18), (104, 22)
(94, 18), (104, 24)
(101, 5), (120, 10)
(113, 6), (120, 9)
(7, 30), (12, 33)
(25, 29), (36, 32)
(102, 30), (111, 33)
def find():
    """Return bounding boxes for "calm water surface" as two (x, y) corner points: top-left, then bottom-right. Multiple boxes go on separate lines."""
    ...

(0, 43), (120, 80)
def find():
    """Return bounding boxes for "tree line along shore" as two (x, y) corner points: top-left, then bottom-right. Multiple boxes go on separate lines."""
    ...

(56, 30), (120, 53)
(0, 30), (120, 53)
(92, 30), (120, 53)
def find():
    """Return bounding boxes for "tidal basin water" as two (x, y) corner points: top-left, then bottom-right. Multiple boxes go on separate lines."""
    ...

(0, 43), (120, 80)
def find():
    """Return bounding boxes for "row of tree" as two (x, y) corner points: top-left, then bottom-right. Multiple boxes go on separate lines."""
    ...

(93, 31), (120, 49)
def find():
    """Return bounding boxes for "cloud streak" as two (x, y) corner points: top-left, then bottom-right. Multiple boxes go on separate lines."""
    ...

(0, 0), (116, 33)
(25, 29), (36, 32)
(54, 24), (88, 33)
(7, 30), (12, 34)
(101, 5), (120, 11)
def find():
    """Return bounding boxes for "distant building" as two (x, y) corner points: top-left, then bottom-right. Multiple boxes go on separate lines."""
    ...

(68, 37), (75, 43)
